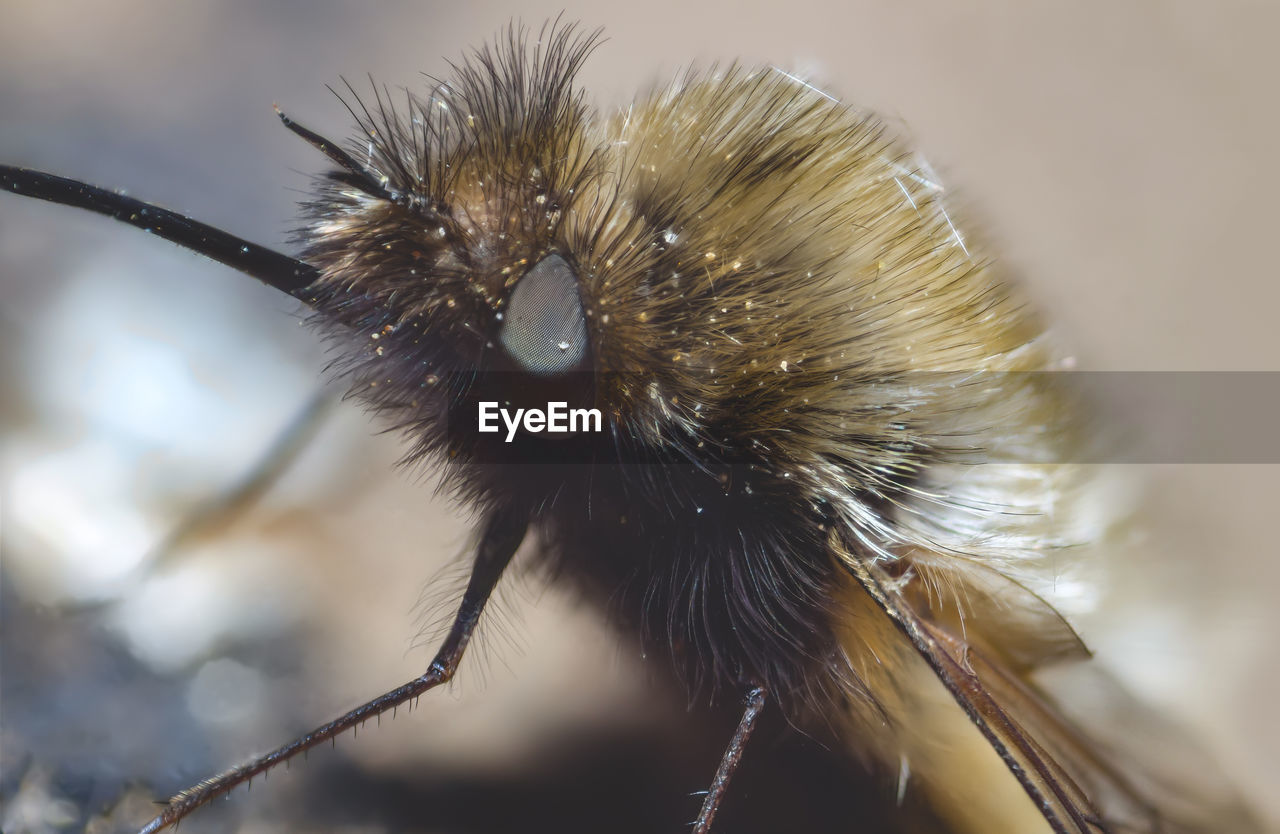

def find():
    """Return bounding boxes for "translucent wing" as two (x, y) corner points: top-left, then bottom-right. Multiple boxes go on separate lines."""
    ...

(835, 547), (1261, 834)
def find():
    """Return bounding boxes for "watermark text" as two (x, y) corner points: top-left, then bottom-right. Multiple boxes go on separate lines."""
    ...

(478, 401), (603, 442)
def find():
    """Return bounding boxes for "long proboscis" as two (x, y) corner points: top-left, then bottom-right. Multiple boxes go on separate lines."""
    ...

(0, 164), (319, 299)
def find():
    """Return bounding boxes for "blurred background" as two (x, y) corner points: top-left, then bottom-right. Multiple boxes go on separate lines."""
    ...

(2, 1), (1277, 832)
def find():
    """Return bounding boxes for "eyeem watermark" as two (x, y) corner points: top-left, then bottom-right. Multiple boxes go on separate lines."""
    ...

(478, 401), (603, 442)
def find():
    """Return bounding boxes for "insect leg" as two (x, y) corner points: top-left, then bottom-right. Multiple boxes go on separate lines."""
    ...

(691, 686), (768, 834)
(145, 389), (335, 571)
(136, 504), (530, 834)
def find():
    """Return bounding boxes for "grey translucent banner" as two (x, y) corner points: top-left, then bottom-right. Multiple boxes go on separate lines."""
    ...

(434, 371), (1280, 465)
(1064, 371), (1280, 464)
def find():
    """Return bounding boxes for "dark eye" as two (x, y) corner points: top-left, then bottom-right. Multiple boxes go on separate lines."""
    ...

(498, 254), (589, 375)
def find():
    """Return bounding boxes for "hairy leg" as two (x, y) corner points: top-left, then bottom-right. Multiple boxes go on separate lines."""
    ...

(691, 686), (768, 834)
(137, 505), (529, 834)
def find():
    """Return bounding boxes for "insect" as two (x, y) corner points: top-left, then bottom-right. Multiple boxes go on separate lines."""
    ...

(2, 21), (1263, 834)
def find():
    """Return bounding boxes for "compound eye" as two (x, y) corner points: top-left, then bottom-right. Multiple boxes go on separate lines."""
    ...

(498, 254), (588, 375)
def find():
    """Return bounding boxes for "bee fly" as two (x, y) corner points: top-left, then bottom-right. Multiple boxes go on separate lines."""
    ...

(1, 21), (1263, 834)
